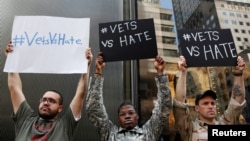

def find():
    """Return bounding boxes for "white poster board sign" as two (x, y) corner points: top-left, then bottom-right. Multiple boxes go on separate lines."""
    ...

(4, 16), (90, 74)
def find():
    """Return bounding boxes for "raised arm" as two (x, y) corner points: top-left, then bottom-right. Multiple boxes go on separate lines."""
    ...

(70, 48), (92, 119)
(174, 56), (195, 140)
(221, 56), (246, 124)
(143, 56), (171, 140)
(175, 56), (187, 103)
(86, 52), (114, 137)
(6, 42), (26, 113)
(231, 56), (245, 104)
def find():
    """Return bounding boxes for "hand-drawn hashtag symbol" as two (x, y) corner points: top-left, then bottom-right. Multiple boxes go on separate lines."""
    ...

(12, 35), (25, 46)
(182, 34), (191, 42)
(100, 28), (108, 34)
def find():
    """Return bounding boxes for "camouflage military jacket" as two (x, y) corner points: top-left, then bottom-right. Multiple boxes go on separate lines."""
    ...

(86, 75), (171, 141)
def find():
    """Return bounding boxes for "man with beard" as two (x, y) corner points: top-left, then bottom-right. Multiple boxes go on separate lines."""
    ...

(5, 42), (93, 141)
(86, 52), (172, 141)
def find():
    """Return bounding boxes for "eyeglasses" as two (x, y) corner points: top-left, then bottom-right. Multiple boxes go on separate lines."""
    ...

(40, 98), (58, 104)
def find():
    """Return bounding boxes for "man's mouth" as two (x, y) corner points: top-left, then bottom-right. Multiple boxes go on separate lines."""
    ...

(41, 107), (50, 112)
(208, 111), (215, 115)
(124, 120), (132, 124)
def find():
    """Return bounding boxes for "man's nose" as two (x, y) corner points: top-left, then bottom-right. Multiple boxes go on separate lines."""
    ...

(124, 114), (131, 118)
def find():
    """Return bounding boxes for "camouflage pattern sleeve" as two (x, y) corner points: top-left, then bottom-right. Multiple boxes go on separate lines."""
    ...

(86, 76), (113, 140)
(142, 74), (172, 140)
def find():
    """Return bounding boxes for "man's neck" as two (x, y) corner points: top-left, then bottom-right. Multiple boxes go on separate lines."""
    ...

(39, 117), (56, 121)
(199, 117), (216, 125)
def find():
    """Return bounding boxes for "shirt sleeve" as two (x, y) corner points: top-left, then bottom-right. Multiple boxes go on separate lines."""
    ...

(221, 98), (246, 124)
(173, 98), (193, 140)
(86, 76), (114, 140)
(142, 74), (172, 140)
(61, 107), (79, 139)
(11, 101), (36, 134)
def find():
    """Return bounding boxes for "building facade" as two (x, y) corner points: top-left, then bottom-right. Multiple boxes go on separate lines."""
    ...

(137, 1), (178, 140)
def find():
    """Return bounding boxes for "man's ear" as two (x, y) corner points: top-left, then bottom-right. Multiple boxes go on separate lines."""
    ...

(58, 105), (64, 113)
(194, 105), (199, 112)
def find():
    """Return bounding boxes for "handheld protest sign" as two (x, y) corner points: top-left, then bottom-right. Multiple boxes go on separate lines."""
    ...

(99, 18), (158, 62)
(178, 29), (238, 67)
(4, 16), (90, 74)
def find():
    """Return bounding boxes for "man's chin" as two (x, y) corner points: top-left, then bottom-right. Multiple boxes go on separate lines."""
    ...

(39, 113), (54, 120)
(209, 113), (216, 117)
(207, 115), (216, 119)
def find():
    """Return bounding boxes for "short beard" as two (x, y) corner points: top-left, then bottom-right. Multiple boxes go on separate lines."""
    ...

(38, 112), (57, 120)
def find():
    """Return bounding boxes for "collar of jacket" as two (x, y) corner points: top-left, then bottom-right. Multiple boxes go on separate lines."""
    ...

(118, 126), (143, 134)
